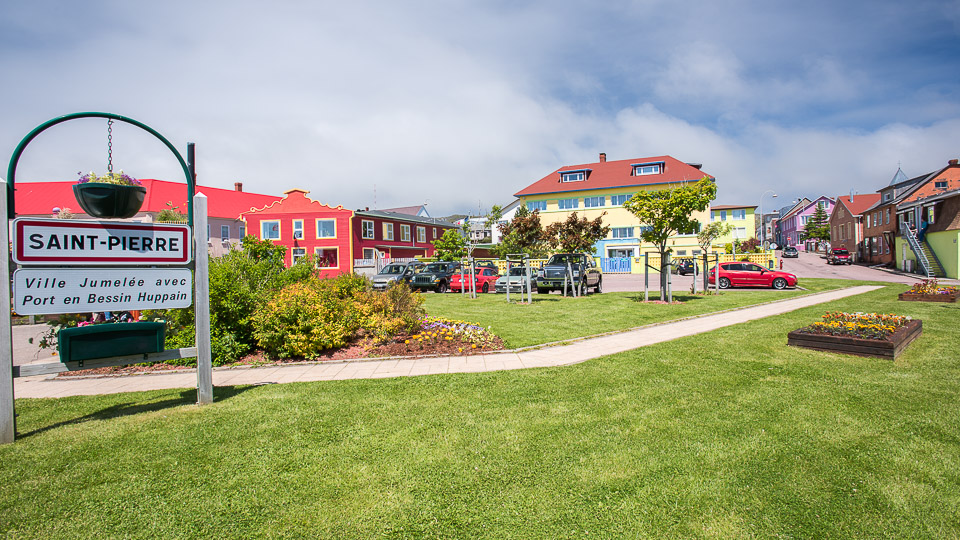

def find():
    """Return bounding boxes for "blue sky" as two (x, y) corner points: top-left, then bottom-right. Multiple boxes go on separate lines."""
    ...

(2, 0), (958, 217)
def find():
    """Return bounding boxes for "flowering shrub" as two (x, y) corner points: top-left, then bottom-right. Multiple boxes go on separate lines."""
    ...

(77, 170), (141, 186)
(907, 279), (958, 295)
(799, 311), (911, 340)
(403, 316), (502, 352)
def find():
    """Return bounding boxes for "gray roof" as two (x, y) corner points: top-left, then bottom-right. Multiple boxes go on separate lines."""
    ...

(888, 167), (909, 186)
(355, 209), (457, 228)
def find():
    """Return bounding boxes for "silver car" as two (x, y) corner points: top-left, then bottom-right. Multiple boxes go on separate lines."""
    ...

(371, 261), (424, 291)
(495, 266), (537, 294)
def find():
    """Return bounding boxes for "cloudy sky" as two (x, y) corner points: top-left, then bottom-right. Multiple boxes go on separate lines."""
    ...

(2, 0), (959, 216)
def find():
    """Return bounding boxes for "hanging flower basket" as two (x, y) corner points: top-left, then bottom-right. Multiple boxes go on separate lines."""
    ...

(73, 171), (146, 219)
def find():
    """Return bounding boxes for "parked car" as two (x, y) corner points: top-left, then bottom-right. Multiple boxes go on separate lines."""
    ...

(537, 253), (602, 294)
(495, 266), (538, 294)
(675, 259), (697, 276)
(410, 261), (461, 293)
(782, 246), (799, 258)
(370, 261), (425, 291)
(449, 266), (500, 293)
(707, 261), (798, 290)
(827, 248), (852, 265)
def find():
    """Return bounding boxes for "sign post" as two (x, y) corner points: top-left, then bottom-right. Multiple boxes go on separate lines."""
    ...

(194, 195), (212, 404)
(1, 180), (15, 444)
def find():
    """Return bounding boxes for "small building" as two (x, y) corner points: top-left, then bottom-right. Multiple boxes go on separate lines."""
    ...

(774, 198), (811, 249)
(351, 209), (458, 262)
(241, 189), (354, 277)
(896, 158), (960, 278)
(828, 193), (880, 262)
(860, 168), (926, 266)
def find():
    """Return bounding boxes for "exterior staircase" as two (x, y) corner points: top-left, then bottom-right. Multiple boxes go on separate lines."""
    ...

(904, 228), (946, 278)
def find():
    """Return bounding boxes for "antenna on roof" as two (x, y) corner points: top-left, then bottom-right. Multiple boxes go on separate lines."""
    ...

(374, 183), (377, 210)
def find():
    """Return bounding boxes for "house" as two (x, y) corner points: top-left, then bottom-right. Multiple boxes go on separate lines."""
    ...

(514, 153), (714, 259)
(14, 179), (281, 256)
(490, 199), (522, 244)
(709, 205), (757, 246)
(859, 168), (927, 266)
(381, 204), (430, 218)
(241, 189), (354, 276)
(828, 193), (880, 262)
(895, 158), (960, 278)
(351, 209), (457, 263)
(773, 199), (810, 249)
(776, 197), (834, 250)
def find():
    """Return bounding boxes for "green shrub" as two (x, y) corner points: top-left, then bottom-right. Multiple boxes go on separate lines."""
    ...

(354, 282), (425, 344)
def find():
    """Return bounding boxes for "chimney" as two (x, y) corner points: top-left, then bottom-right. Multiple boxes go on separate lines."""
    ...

(949, 159), (959, 166)
(234, 182), (243, 192)
(599, 152), (606, 163)
(849, 189), (853, 203)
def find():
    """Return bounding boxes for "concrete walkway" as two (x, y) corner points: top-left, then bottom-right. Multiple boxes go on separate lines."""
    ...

(14, 286), (883, 399)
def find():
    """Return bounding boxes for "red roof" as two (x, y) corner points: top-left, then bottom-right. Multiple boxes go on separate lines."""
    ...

(833, 193), (881, 216)
(515, 155), (713, 197)
(711, 204), (757, 210)
(14, 179), (281, 219)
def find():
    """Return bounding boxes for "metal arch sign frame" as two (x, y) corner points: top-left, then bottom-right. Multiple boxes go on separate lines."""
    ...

(5, 111), (196, 225)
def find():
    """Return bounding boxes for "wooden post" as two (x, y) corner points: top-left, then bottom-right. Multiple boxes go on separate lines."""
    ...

(0, 180), (15, 444)
(643, 253), (649, 302)
(193, 194), (213, 405)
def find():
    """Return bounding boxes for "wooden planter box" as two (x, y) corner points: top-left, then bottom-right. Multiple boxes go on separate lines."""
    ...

(898, 291), (960, 303)
(787, 319), (922, 360)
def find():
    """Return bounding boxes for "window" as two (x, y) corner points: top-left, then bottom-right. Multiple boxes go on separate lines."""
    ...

(633, 164), (661, 175)
(291, 248), (306, 265)
(885, 208), (890, 225)
(362, 220), (375, 239)
(417, 226), (426, 243)
(639, 225), (654, 234)
(384, 223), (394, 240)
(433, 227), (438, 239)
(401, 224), (411, 242)
(611, 227), (633, 238)
(732, 209), (746, 220)
(561, 171), (585, 182)
(558, 198), (578, 210)
(221, 225), (230, 241)
(935, 180), (948, 189)
(261, 220), (280, 240)
(316, 219), (336, 238)
(927, 206), (936, 224)
(363, 248), (377, 259)
(712, 210), (728, 222)
(292, 220), (304, 239)
(610, 194), (632, 206)
(314, 248), (338, 268)
(801, 216), (809, 225)
(239, 224), (245, 239)
(676, 250), (687, 256)
(207, 224), (210, 239)
(733, 227), (747, 239)
(584, 196), (605, 208)
(884, 192), (892, 202)
(527, 200), (547, 212)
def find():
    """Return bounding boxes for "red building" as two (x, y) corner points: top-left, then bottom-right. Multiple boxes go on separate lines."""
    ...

(242, 189), (353, 276)
(829, 193), (880, 262)
(351, 209), (457, 262)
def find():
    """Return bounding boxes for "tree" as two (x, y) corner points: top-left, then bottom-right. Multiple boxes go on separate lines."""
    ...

(156, 201), (188, 223)
(491, 206), (548, 258)
(804, 204), (830, 249)
(697, 221), (732, 253)
(623, 177), (717, 301)
(542, 211), (610, 254)
(432, 228), (467, 261)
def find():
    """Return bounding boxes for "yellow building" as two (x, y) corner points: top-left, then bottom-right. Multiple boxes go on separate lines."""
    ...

(514, 153), (714, 259)
(709, 204), (758, 247)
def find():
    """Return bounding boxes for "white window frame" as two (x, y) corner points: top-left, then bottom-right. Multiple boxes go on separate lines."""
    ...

(611, 227), (633, 239)
(363, 248), (377, 259)
(561, 171), (585, 183)
(384, 223), (394, 241)
(292, 219), (304, 239)
(401, 224), (411, 242)
(527, 200), (547, 212)
(261, 220), (280, 240)
(362, 220), (375, 239)
(316, 219), (336, 239)
(634, 164), (661, 175)
(417, 226), (426, 243)
(220, 224), (230, 241)
(610, 194), (631, 206)
(584, 196), (605, 208)
(314, 247), (338, 268)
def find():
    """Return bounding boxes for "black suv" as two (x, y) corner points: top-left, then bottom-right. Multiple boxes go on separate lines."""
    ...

(410, 261), (462, 293)
(537, 253), (602, 295)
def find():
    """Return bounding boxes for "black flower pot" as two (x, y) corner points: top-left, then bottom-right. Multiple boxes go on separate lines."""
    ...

(73, 183), (147, 219)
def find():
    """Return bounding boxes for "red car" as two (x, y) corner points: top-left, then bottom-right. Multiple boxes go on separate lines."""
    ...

(707, 261), (798, 290)
(449, 267), (500, 293)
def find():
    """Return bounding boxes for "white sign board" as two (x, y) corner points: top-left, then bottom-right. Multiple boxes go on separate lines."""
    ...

(13, 268), (193, 315)
(12, 218), (192, 265)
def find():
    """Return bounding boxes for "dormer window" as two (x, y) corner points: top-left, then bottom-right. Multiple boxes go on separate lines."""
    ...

(561, 170), (588, 182)
(935, 180), (948, 189)
(883, 192), (892, 202)
(631, 162), (663, 176)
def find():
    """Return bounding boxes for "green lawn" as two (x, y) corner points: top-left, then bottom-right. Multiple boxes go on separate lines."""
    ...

(3, 281), (958, 537)
(424, 277), (854, 348)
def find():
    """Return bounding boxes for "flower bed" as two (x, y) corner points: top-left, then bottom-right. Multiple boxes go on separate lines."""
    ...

(899, 279), (960, 303)
(787, 311), (922, 359)
(383, 316), (504, 356)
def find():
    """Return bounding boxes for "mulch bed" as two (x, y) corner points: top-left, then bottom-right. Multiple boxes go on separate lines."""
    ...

(57, 335), (506, 377)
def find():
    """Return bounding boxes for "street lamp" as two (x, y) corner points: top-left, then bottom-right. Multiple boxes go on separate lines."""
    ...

(760, 190), (777, 248)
